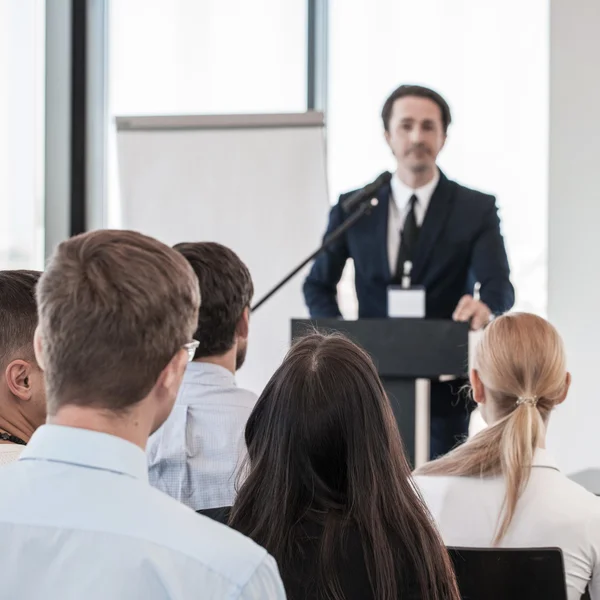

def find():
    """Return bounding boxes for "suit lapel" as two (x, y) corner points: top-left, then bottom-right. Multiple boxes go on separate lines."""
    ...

(372, 181), (392, 281)
(412, 171), (456, 282)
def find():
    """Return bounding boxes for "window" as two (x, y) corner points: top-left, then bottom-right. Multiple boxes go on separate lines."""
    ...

(110, 0), (307, 116)
(108, 0), (308, 226)
(0, 0), (45, 270)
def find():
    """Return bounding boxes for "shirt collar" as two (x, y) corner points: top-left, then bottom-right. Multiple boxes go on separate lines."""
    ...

(532, 447), (560, 471)
(19, 424), (149, 483)
(390, 168), (440, 213)
(184, 361), (236, 386)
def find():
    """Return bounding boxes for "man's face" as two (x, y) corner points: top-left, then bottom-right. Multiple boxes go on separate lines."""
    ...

(385, 96), (446, 174)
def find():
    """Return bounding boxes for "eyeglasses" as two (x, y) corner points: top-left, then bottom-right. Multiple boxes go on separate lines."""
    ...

(182, 340), (200, 362)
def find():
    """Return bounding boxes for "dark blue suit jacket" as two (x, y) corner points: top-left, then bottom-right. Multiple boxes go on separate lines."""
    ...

(303, 172), (514, 319)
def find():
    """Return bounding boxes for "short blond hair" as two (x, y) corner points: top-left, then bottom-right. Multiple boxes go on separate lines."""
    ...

(37, 230), (200, 415)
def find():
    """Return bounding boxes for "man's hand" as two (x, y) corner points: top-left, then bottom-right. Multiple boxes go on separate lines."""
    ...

(452, 295), (492, 330)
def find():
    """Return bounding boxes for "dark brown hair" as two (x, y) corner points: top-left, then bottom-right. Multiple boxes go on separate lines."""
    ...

(174, 242), (253, 359)
(0, 270), (42, 368)
(382, 84), (452, 133)
(230, 332), (460, 600)
(36, 230), (200, 415)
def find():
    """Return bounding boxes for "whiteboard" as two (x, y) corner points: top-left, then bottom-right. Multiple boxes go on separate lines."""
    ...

(115, 113), (329, 394)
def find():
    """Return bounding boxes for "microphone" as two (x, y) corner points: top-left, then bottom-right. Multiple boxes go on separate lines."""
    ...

(341, 171), (392, 213)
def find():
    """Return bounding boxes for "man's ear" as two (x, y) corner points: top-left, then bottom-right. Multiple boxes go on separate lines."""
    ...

(236, 307), (250, 341)
(5, 360), (34, 401)
(384, 129), (393, 152)
(33, 326), (45, 371)
(440, 132), (448, 151)
(148, 348), (189, 437)
(155, 348), (188, 394)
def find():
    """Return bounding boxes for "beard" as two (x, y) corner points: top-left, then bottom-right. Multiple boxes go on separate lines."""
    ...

(410, 161), (431, 173)
(235, 343), (248, 370)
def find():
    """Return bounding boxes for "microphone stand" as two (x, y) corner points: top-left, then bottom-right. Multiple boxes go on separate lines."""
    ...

(251, 198), (379, 312)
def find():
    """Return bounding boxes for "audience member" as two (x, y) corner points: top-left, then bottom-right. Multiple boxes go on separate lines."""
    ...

(414, 312), (600, 600)
(230, 332), (460, 600)
(0, 230), (285, 599)
(0, 270), (45, 465)
(148, 241), (255, 511)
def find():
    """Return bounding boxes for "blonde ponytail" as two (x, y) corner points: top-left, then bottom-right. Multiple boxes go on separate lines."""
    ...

(415, 313), (567, 545)
(494, 399), (546, 543)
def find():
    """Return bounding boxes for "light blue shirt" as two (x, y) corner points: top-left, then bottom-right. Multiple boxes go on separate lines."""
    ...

(148, 362), (257, 510)
(0, 424), (285, 599)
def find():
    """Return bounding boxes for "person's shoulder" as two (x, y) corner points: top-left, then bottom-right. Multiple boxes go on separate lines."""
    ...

(326, 189), (355, 213)
(143, 487), (273, 588)
(235, 386), (258, 408)
(545, 475), (600, 551)
(214, 384), (257, 413)
(413, 472), (457, 490)
(414, 473), (449, 501)
(180, 367), (256, 409)
(413, 472), (494, 505)
(446, 176), (496, 207)
(551, 472), (600, 514)
(338, 187), (360, 201)
(0, 458), (25, 483)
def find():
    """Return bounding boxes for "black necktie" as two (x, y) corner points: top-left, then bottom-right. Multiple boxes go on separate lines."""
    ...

(394, 194), (420, 282)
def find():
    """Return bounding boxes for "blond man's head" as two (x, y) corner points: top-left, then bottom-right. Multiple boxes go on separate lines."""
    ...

(36, 230), (200, 419)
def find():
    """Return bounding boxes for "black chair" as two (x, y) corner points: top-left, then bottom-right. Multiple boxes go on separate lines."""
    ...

(448, 547), (568, 600)
(196, 506), (231, 525)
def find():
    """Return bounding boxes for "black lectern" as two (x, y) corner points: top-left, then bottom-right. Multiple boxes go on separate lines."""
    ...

(291, 318), (469, 466)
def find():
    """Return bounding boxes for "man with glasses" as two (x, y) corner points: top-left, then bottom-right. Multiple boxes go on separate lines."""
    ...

(0, 230), (284, 599)
(148, 242), (256, 514)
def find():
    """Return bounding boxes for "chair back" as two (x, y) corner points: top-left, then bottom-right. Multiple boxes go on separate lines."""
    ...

(196, 506), (231, 525)
(448, 547), (567, 600)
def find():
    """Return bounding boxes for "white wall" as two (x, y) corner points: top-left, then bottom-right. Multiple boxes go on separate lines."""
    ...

(547, 0), (600, 474)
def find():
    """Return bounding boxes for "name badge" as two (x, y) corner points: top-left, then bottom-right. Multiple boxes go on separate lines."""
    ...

(387, 285), (426, 318)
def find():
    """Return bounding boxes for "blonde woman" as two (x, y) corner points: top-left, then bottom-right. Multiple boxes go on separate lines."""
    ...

(414, 313), (600, 600)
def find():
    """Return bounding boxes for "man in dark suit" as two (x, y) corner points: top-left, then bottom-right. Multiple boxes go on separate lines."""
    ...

(303, 84), (514, 458)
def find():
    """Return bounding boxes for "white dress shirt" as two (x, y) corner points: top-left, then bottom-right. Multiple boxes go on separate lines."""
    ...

(415, 448), (600, 600)
(0, 424), (285, 599)
(388, 169), (440, 276)
(0, 443), (23, 466)
(148, 362), (257, 511)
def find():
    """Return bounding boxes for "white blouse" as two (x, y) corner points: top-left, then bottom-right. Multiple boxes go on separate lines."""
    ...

(415, 449), (600, 600)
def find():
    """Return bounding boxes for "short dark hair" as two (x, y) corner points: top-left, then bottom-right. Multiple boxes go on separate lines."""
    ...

(174, 242), (254, 359)
(0, 270), (42, 368)
(381, 84), (452, 133)
(37, 230), (200, 415)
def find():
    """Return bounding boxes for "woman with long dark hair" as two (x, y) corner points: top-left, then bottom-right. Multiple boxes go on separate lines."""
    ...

(229, 332), (459, 600)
